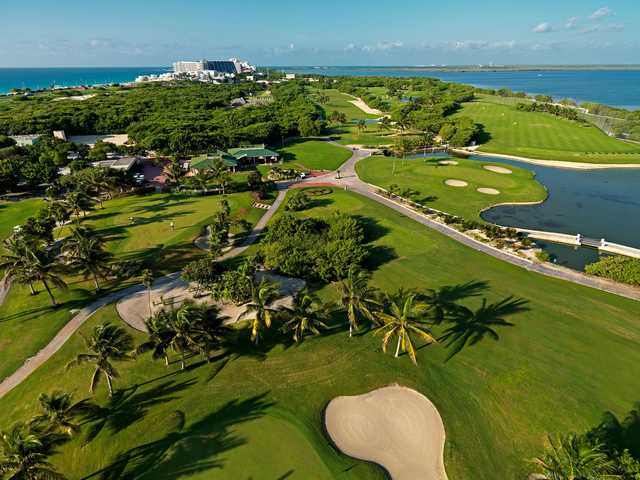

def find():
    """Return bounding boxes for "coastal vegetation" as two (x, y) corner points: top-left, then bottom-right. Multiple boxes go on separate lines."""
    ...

(2, 187), (640, 479)
(585, 256), (640, 286)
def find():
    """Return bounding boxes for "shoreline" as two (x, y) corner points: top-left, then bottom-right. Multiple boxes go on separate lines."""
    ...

(454, 149), (640, 170)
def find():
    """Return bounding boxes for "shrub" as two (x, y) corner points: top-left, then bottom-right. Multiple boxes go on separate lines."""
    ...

(585, 256), (640, 286)
(285, 190), (311, 211)
(535, 250), (551, 263)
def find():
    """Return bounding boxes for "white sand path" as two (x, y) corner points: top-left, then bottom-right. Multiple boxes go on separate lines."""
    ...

(116, 271), (305, 332)
(348, 98), (383, 116)
(325, 385), (448, 480)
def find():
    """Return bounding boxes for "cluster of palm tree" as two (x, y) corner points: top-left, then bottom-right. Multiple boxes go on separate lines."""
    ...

(0, 391), (92, 479)
(187, 158), (231, 195)
(136, 302), (230, 371)
(1, 223), (113, 306)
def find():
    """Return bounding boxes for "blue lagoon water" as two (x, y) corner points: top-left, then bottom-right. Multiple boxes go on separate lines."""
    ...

(0, 67), (167, 94)
(278, 67), (640, 109)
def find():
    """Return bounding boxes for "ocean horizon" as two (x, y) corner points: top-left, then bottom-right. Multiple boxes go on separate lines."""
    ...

(1, 65), (639, 109)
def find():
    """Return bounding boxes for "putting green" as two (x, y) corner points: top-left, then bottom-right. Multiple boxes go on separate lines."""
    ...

(356, 155), (546, 219)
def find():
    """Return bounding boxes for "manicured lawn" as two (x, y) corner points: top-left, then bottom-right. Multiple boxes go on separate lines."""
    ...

(3, 188), (640, 479)
(0, 198), (43, 251)
(0, 192), (264, 382)
(276, 139), (351, 171)
(356, 155), (547, 219)
(329, 124), (396, 146)
(459, 97), (640, 163)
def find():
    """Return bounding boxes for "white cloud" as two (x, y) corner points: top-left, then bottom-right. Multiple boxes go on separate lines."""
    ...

(532, 22), (553, 33)
(565, 16), (578, 29)
(589, 6), (612, 20)
(447, 40), (517, 51)
(361, 40), (404, 52)
(579, 23), (624, 34)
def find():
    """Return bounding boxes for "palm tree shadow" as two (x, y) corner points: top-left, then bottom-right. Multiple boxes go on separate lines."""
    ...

(438, 295), (529, 361)
(586, 404), (640, 459)
(85, 392), (274, 480)
(81, 378), (198, 443)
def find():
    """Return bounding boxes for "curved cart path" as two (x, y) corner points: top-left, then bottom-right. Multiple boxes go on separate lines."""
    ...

(2, 145), (640, 398)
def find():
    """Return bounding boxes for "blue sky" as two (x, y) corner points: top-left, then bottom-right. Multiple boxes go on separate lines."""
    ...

(1, 1), (638, 67)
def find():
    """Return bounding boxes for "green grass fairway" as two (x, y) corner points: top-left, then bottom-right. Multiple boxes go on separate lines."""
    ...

(460, 97), (640, 163)
(356, 155), (547, 219)
(0, 192), (263, 382)
(3, 188), (640, 479)
(316, 89), (379, 121)
(0, 199), (43, 251)
(276, 139), (351, 171)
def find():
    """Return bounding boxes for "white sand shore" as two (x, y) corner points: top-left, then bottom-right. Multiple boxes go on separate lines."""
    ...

(455, 148), (640, 170)
(325, 385), (448, 480)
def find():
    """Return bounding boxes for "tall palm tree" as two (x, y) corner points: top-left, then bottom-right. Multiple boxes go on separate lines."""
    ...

(191, 170), (212, 195)
(372, 289), (436, 365)
(28, 248), (67, 307)
(30, 391), (93, 437)
(0, 236), (38, 295)
(439, 296), (529, 361)
(533, 434), (616, 480)
(165, 157), (186, 186)
(136, 314), (174, 367)
(280, 289), (331, 343)
(64, 189), (94, 221)
(336, 268), (379, 337)
(66, 323), (134, 396)
(0, 422), (65, 480)
(62, 227), (112, 292)
(239, 279), (280, 345)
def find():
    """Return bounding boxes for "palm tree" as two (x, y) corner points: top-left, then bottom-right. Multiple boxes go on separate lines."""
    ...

(140, 269), (154, 317)
(28, 248), (67, 307)
(0, 422), (65, 480)
(191, 170), (212, 195)
(165, 157), (186, 186)
(533, 434), (616, 480)
(136, 314), (174, 367)
(372, 289), (436, 365)
(66, 323), (134, 396)
(439, 296), (529, 361)
(30, 391), (93, 437)
(356, 119), (366, 136)
(0, 236), (39, 295)
(239, 279), (280, 345)
(280, 289), (331, 343)
(45, 201), (70, 239)
(62, 227), (112, 292)
(64, 189), (94, 221)
(336, 268), (379, 337)
(83, 168), (115, 208)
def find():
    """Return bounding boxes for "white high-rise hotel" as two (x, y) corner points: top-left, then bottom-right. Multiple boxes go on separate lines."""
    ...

(172, 58), (255, 75)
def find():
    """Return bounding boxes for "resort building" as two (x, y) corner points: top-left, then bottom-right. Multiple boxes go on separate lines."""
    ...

(189, 151), (239, 173)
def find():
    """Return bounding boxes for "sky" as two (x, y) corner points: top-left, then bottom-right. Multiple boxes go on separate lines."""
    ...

(0, 0), (638, 67)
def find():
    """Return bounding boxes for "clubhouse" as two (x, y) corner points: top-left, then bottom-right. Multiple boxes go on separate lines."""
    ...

(189, 145), (280, 173)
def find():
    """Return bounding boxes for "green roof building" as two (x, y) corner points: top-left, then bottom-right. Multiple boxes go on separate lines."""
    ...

(190, 150), (239, 172)
(228, 145), (280, 166)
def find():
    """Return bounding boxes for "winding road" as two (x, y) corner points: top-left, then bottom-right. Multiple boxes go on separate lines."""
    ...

(1, 144), (639, 398)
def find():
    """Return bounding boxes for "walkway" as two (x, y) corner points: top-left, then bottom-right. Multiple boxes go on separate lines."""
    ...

(3, 144), (640, 398)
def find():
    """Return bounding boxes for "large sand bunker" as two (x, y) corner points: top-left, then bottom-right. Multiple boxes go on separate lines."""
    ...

(483, 165), (512, 174)
(438, 160), (459, 166)
(325, 385), (448, 480)
(444, 179), (468, 187)
(477, 187), (501, 195)
(116, 272), (304, 331)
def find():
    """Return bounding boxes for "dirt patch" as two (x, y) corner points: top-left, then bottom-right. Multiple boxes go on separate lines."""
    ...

(444, 179), (468, 187)
(325, 385), (448, 480)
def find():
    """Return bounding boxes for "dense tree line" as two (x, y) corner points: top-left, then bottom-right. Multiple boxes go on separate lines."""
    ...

(0, 81), (324, 155)
(516, 101), (582, 121)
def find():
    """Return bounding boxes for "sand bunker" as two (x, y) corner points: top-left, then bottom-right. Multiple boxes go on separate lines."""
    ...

(116, 272), (304, 331)
(325, 385), (447, 480)
(444, 179), (468, 187)
(477, 187), (501, 195)
(483, 165), (512, 174)
(438, 160), (459, 166)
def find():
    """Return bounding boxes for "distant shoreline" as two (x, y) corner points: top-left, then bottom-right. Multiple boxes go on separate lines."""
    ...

(274, 64), (640, 72)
